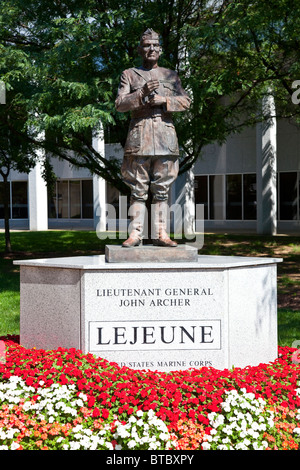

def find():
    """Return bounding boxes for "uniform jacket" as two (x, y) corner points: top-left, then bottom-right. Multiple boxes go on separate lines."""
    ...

(115, 66), (191, 156)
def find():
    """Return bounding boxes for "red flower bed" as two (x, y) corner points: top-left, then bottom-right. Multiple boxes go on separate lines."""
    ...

(1, 335), (300, 450)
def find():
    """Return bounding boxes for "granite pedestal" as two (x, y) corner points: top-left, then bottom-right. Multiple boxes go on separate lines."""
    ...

(14, 251), (282, 372)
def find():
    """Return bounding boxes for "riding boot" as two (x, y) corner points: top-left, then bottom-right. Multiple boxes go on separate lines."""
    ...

(122, 199), (146, 247)
(152, 200), (177, 247)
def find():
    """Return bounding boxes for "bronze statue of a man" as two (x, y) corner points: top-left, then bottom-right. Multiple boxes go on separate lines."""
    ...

(115, 28), (191, 247)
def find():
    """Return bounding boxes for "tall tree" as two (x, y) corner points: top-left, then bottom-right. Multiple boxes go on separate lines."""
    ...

(0, 42), (38, 252)
(0, 0), (300, 193)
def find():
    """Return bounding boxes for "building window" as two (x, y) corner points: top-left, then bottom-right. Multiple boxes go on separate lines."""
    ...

(82, 180), (94, 219)
(12, 182), (28, 219)
(0, 181), (28, 219)
(226, 174), (242, 220)
(209, 175), (224, 220)
(57, 180), (69, 218)
(243, 174), (257, 220)
(194, 176), (208, 220)
(279, 172), (298, 220)
(69, 180), (81, 219)
(48, 179), (93, 219)
(195, 173), (257, 221)
(0, 182), (9, 219)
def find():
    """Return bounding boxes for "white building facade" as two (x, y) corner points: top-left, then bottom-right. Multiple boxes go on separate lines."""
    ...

(1, 117), (300, 235)
(194, 117), (300, 234)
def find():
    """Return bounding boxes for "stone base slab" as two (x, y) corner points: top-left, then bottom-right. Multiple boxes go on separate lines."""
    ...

(105, 244), (198, 263)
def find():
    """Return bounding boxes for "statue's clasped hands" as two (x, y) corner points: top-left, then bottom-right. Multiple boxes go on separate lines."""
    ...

(142, 79), (166, 106)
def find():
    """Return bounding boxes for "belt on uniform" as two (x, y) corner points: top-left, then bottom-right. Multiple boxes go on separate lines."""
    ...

(131, 107), (170, 119)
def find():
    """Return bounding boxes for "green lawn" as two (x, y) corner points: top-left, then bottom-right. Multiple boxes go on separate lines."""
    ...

(0, 231), (299, 347)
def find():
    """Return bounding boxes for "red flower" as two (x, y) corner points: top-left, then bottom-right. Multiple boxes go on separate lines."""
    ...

(87, 396), (95, 408)
(59, 374), (68, 385)
(102, 409), (110, 419)
(25, 377), (34, 386)
(92, 407), (101, 418)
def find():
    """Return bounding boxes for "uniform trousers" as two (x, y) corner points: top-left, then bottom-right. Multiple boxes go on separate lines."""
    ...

(121, 154), (179, 202)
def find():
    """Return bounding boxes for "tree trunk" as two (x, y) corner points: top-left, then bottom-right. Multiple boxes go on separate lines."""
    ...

(3, 175), (12, 253)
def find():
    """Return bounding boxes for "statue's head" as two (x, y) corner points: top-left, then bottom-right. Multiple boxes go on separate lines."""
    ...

(138, 28), (162, 66)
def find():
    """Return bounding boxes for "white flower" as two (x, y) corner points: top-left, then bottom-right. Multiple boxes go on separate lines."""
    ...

(248, 429), (259, 439)
(78, 393), (87, 401)
(149, 441), (159, 450)
(245, 392), (255, 401)
(159, 432), (170, 441)
(69, 441), (81, 450)
(221, 402), (231, 413)
(127, 439), (137, 449)
(202, 442), (211, 450)
(223, 425), (233, 435)
(10, 442), (20, 450)
(235, 442), (249, 450)
(147, 409), (155, 419)
(73, 425), (83, 433)
(115, 426), (130, 439)
(217, 444), (229, 450)
(222, 437), (230, 444)
(128, 416), (137, 424)
(213, 414), (225, 428)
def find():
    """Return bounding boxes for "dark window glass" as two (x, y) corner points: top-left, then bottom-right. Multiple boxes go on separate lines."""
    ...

(106, 183), (119, 219)
(48, 183), (57, 219)
(57, 180), (69, 218)
(209, 175), (224, 220)
(194, 176), (208, 220)
(12, 182), (28, 219)
(70, 180), (81, 219)
(279, 172), (297, 220)
(82, 180), (93, 219)
(0, 182), (10, 219)
(226, 175), (242, 220)
(243, 174), (257, 220)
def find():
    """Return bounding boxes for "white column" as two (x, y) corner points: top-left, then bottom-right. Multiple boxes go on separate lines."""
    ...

(172, 167), (195, 238)
(256, 93), (277, 235)
(28, 152), (48, 231)
(183, 167), (196, 236)
(92, 126), (106, 231)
